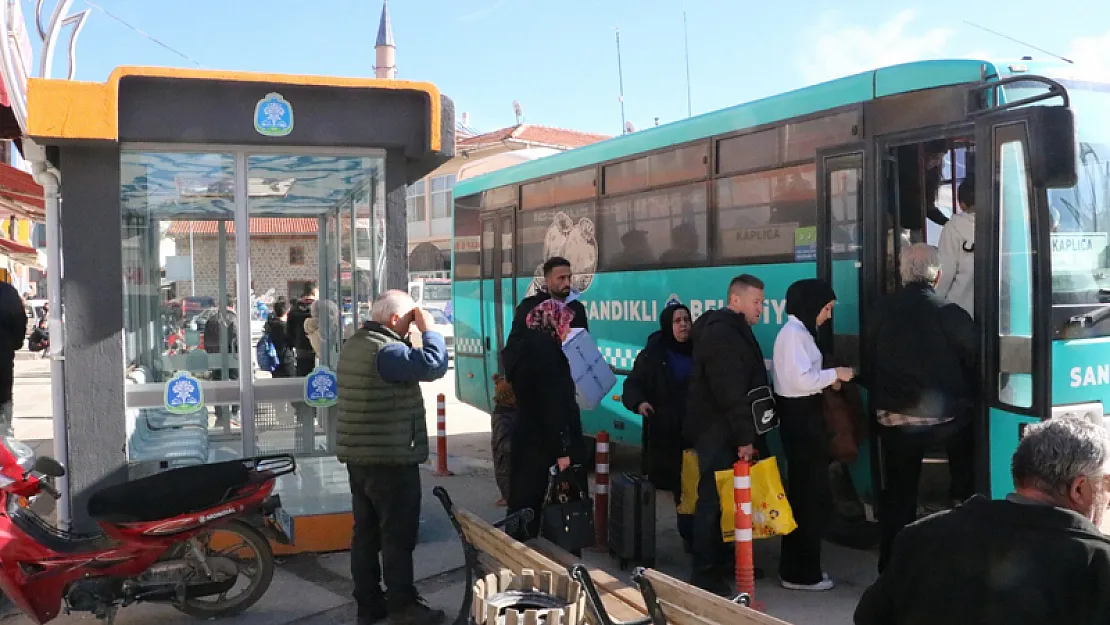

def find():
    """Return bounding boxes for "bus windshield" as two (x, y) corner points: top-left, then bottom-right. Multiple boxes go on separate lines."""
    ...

(1037, 81), (1110, 331)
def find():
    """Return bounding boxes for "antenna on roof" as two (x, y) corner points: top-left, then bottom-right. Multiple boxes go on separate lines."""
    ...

(616, 27), (628, 134)
(683, 10), (692, 117)
(512, 100), (524, 125)
(963, 21), (1074, 64)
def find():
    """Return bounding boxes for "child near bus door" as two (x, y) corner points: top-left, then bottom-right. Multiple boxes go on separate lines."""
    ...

(621, 303), (695, 551)
(771, 279), (854, 591)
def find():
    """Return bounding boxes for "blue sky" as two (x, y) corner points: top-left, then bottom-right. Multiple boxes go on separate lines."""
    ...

(27, 0), (1110, 136)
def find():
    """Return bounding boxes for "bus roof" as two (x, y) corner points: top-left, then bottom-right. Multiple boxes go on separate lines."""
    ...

(453, 58), (1075, 199)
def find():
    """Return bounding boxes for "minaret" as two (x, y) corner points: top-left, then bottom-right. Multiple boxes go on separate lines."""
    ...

(375, 1), (396, 79)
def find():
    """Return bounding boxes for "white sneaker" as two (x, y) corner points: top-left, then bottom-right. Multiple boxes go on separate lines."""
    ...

(780, 576), (835, 591)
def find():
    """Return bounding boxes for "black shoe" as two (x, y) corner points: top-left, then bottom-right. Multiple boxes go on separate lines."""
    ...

(388, 598), (446, 625)
(358, 604), (389, 625)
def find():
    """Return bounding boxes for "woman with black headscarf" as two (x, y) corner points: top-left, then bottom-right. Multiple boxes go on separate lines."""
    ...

(771, 279), (854, 591)
(622, 303), (695, 549)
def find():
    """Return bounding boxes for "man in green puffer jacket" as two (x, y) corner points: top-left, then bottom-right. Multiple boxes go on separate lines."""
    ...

(336, 290), (449, 625)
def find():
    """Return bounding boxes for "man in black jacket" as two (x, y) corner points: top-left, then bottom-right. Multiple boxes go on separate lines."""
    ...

(0, 282), (25, 437)
(867, 243), (978, 572)
(287, 283), (317, 376)
(855, 415), (1110, 625)
(509, 257), (588, 337)
(683, 274), (770, 595)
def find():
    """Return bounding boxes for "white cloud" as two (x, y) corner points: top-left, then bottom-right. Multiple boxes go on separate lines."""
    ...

(798, 10), (954, 85)
(1069, 29), (1110, 70)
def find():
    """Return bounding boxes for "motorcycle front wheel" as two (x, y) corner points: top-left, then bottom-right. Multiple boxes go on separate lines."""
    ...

(172, 520), (276, 619)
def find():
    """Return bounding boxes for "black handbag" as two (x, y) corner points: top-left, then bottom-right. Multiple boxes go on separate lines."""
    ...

(540, 465), (595, 552)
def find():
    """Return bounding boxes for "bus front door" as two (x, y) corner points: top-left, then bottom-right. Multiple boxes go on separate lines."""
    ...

(973, 103), (1066, 497)
(817, 145), (875, 509)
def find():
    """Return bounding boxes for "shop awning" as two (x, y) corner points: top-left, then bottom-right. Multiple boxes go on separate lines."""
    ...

(0, 164), (43, 221)
(0, 237), (40, 268)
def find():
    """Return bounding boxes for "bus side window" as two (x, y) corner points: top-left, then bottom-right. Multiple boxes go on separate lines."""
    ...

(995, 127), (1035, 409)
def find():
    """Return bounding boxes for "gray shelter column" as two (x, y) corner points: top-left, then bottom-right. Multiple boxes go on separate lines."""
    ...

(385, 150), (407, 291)
(59, 145), (127, 534)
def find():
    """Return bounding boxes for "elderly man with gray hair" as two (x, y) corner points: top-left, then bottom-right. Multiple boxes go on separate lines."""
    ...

(866, 243), (979, 573)
(336, 290), (449, 625)
(855, 415), (1110, 624)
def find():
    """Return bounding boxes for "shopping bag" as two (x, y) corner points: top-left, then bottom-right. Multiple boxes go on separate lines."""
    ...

(750, 457), (797, 538)
(676, 449), (699, 516)
(715, 457), (797, 542)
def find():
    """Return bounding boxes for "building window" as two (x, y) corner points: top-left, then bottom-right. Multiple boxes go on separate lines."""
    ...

(430, 174), (456, 219)
(406, 180), (426, 223)
(289, 245), (305, 265)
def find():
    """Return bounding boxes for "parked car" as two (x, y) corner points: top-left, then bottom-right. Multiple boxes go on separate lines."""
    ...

(426, 306), (453, 360)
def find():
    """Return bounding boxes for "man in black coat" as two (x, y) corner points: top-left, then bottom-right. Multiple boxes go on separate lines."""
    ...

(683, 274), (771, 595)
(867, 243), (979, 572)
(509, 256), (588, 338)
(286, 283), (317, 376)
(855, 415), (1110, 625)
(0, 282), (25, 437)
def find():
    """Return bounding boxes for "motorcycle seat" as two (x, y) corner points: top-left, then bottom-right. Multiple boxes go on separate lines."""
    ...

(87, 460), (252, 524)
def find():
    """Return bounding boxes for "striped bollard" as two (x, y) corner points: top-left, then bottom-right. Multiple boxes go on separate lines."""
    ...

(434, 394), (453, 476)
(593, 431), (610, 549)
(734, 460), (757, 601)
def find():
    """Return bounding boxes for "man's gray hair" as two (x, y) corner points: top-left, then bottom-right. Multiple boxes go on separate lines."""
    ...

(899, 243), (941, 285)
(370, 290), (416, 323)
(1012, 416), (1110, 496)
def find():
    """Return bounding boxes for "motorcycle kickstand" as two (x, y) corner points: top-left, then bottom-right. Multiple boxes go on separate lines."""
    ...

(98, 605), (118, 625)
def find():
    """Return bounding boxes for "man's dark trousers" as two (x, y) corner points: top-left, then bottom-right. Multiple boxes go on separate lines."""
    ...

(690, 444), (735, 589)
(348, 463), (422, 610)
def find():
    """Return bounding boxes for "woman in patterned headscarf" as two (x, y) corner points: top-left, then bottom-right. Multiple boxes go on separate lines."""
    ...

(500, 299), (586, 540)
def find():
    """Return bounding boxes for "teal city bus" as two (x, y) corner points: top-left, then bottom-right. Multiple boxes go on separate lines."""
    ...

(451, 58), (1102, 503)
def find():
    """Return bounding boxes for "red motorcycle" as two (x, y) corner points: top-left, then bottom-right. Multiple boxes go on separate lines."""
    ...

(0, 437), (296, 624)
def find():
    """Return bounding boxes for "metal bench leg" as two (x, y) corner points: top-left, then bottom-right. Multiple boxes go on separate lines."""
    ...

(629, 568), (668, 625)
(570, 564), (653, 625)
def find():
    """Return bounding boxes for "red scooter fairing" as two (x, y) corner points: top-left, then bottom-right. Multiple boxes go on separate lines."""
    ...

(0, 440), (294, 624)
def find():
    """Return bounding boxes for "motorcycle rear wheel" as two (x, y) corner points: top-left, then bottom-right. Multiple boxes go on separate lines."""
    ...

(172, 520), (276, 619)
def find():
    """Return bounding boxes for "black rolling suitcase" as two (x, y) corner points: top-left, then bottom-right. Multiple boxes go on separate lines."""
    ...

(607, 472), (656, 569)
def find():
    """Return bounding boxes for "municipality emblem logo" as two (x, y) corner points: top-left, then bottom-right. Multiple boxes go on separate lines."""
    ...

(164, 371), (204, 414)
(254, 92), (294, 137)
(665, 293), (682, 308)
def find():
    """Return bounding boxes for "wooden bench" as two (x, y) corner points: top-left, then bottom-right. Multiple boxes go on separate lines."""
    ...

(433, 487), (791, 625)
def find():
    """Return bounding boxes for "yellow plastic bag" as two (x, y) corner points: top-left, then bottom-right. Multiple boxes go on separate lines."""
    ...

(676, 449), (699, 516)
(716, 457), (797, 542)
(750, 457), (797, 538)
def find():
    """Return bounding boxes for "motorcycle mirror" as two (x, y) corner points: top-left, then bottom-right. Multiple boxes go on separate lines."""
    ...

(32, 456), (65, 478)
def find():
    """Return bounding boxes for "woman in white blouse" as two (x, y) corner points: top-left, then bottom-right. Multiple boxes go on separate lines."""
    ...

(771, 279), (853, 592)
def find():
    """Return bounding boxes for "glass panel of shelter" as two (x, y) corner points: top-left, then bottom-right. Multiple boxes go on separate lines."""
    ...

(119, 148), (385, 472)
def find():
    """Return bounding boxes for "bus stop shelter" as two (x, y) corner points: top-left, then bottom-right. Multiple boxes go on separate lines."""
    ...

(24, 67), (455, 538)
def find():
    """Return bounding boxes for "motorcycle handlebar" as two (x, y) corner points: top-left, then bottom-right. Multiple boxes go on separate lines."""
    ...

(37, 479), (60, 500)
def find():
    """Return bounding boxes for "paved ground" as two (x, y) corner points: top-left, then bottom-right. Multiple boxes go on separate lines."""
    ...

(1, 357), (875, 625)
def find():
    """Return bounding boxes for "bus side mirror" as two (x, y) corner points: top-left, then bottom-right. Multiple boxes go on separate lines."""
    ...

(1028, 106), (1078, 189)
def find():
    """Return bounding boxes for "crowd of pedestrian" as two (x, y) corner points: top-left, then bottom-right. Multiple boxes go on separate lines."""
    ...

(327, 228), (1110, 625)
